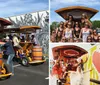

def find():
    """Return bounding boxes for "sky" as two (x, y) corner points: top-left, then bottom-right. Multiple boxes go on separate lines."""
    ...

(0, 0), (48, 18)
(50, 0), (100, 23)
(0, 0), (100, 22)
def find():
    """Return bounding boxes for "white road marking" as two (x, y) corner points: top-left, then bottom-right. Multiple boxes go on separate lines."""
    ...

(45, 77), (49, 79)
(13, 64), (21, 67)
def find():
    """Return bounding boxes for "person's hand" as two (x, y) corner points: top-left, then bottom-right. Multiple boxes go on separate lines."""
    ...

(89, 68), (93, 72)
(0, 42), (5, 44)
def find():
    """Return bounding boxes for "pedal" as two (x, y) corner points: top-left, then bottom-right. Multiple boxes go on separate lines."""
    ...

(1, 69), (6, 74)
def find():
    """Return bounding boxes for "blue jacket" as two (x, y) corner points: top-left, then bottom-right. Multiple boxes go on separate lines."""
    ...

(4, 41), (15, 55)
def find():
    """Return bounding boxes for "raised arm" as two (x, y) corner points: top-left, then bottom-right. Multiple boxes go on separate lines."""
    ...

(62, 29), (65, 37)
(79, 28), (82, 39)
(56, 28), (58, 34)
(83, 69), (93, 74)
(72, 29), (75, 38)
(85, 19), (92, 28)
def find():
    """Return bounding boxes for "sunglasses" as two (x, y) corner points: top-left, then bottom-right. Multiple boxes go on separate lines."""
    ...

(93, 31), (97, 33)
(52, 31), (55, 33)
(62, 39), (66, 40)
(85, 24), (88, 26)
(87, 38), (92, 40)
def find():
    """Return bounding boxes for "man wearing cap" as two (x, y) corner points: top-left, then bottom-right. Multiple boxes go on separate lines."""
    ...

(2, 36), (15, 75)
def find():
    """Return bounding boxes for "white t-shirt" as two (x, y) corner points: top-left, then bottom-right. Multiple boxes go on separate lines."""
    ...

(13, 36), (20, 46)
(31, 37), (38, 45)
(70, 70), (90, 85)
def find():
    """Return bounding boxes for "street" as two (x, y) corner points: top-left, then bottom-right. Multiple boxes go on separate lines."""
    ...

(0, 60), (49, 85)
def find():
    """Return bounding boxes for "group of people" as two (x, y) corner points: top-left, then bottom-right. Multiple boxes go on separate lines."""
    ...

(51, 13), (100, 42)
(51, 57), (91, 85)
(7, 33), (38, 45)
(0, 33), (38, 75)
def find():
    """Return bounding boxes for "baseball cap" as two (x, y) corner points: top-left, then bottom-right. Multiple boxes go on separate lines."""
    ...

(6, 36), (10, 40)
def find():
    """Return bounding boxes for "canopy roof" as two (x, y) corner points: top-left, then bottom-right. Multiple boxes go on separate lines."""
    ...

(55, 6), (98, 20)
(52, 45), (88, 60)
(20, 26), (41, 30)
(0, 18), (12, 26)
(1, 26), (41, 33)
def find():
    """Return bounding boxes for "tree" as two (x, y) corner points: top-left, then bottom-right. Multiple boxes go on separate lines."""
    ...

(92, 20), (100, 29)
(50, 22), (59, 34)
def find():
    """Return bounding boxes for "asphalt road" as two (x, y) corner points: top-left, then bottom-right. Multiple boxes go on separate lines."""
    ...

(0, 60), (49, 85)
